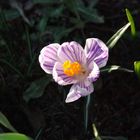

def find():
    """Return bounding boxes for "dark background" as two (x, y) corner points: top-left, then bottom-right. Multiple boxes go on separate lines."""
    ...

(0, 0), (140, 140)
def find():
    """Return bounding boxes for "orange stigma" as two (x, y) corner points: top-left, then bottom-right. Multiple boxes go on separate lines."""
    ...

(63, 60), (82, 76)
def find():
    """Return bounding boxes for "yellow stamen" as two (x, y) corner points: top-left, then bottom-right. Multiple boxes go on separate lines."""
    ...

(63, 60), (82, 76)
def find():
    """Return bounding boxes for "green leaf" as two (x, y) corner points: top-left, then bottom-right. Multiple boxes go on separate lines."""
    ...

(23, 76), (51, 102)
(2, 9), (20, 21)
(89, 0), (99, 9)
(37, 17), (48, 33)
(10, 0), (31, 25)
(0, 133), (32, 140)
(0, 112), (17, 132)
(134, 61), (140, 79)
(77, 6), (104, 23)
(106, 23), (130, 49)
(101, 65), (133, 73)
(32, 0), (60, 4)
(63, 0), (77, 13)
(125, 8), (136, 36)
(39, 5), (64, 19)
(49, 26), (75, 42)
(50, 6), (64, 17)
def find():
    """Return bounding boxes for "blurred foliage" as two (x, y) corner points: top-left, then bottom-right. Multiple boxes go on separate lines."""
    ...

(0, 0), (104, 102)
(23, 76), (51, 102)
(0, 0), (104, 42)
(0, 133), (32, 140)
(0, 112), (17, 132)
(134, 61), (140, 79)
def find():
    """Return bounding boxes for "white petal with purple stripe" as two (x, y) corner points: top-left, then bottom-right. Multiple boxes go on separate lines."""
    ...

(85, 38), (109, 68)
(65, 80), (94, 103)
(57, 41), (86, 64)
(65, 91), (81, 103)
(39, 43), (60, 74)
(87, 62), (100, 82)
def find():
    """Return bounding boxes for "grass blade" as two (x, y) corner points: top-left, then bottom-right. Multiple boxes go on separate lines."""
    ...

(25, 25), (32, 62)
(34, 128), (43, 140)
(101, 65), (134, 73)
(92, 123), (102, 140)
(106, 23), (130, 49)
(134, 61), (140, 79)
(125, 8), (136, 36)
(10, 0), (31, 25)
(0, 112), (17, 132)
(0, 59), (24, 78)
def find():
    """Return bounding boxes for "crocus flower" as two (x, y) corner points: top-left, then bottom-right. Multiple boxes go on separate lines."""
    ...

(39, 38), (108, 103)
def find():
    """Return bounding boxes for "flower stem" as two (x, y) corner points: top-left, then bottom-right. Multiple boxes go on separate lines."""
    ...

(84, 94), (91, 134)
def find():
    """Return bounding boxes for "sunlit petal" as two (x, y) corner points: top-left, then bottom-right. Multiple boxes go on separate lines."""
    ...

(87, 62), (100, 82)
(58, 41), (86, 65)
(39, 43), (60, 74)
(65, 80), (94, 103)
(85, 38), (108, 68)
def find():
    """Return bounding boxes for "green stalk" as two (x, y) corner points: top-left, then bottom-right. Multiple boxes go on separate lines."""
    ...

(0, 12), (14, 61)
(84, 95), (91, 134)
(27, 54), (37, 76)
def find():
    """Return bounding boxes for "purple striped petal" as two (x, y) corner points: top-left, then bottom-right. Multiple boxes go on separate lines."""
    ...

(58, 41), (86, 64)
(87, 62), (100, 82)
(65, 80), (94, 103)
(85, 38), (109, 68)
(53, 62), (77, 85)
(39, 43), (60, 74)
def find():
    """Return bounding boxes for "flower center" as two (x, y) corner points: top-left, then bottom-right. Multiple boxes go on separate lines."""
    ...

(63, 60), (83, 76)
